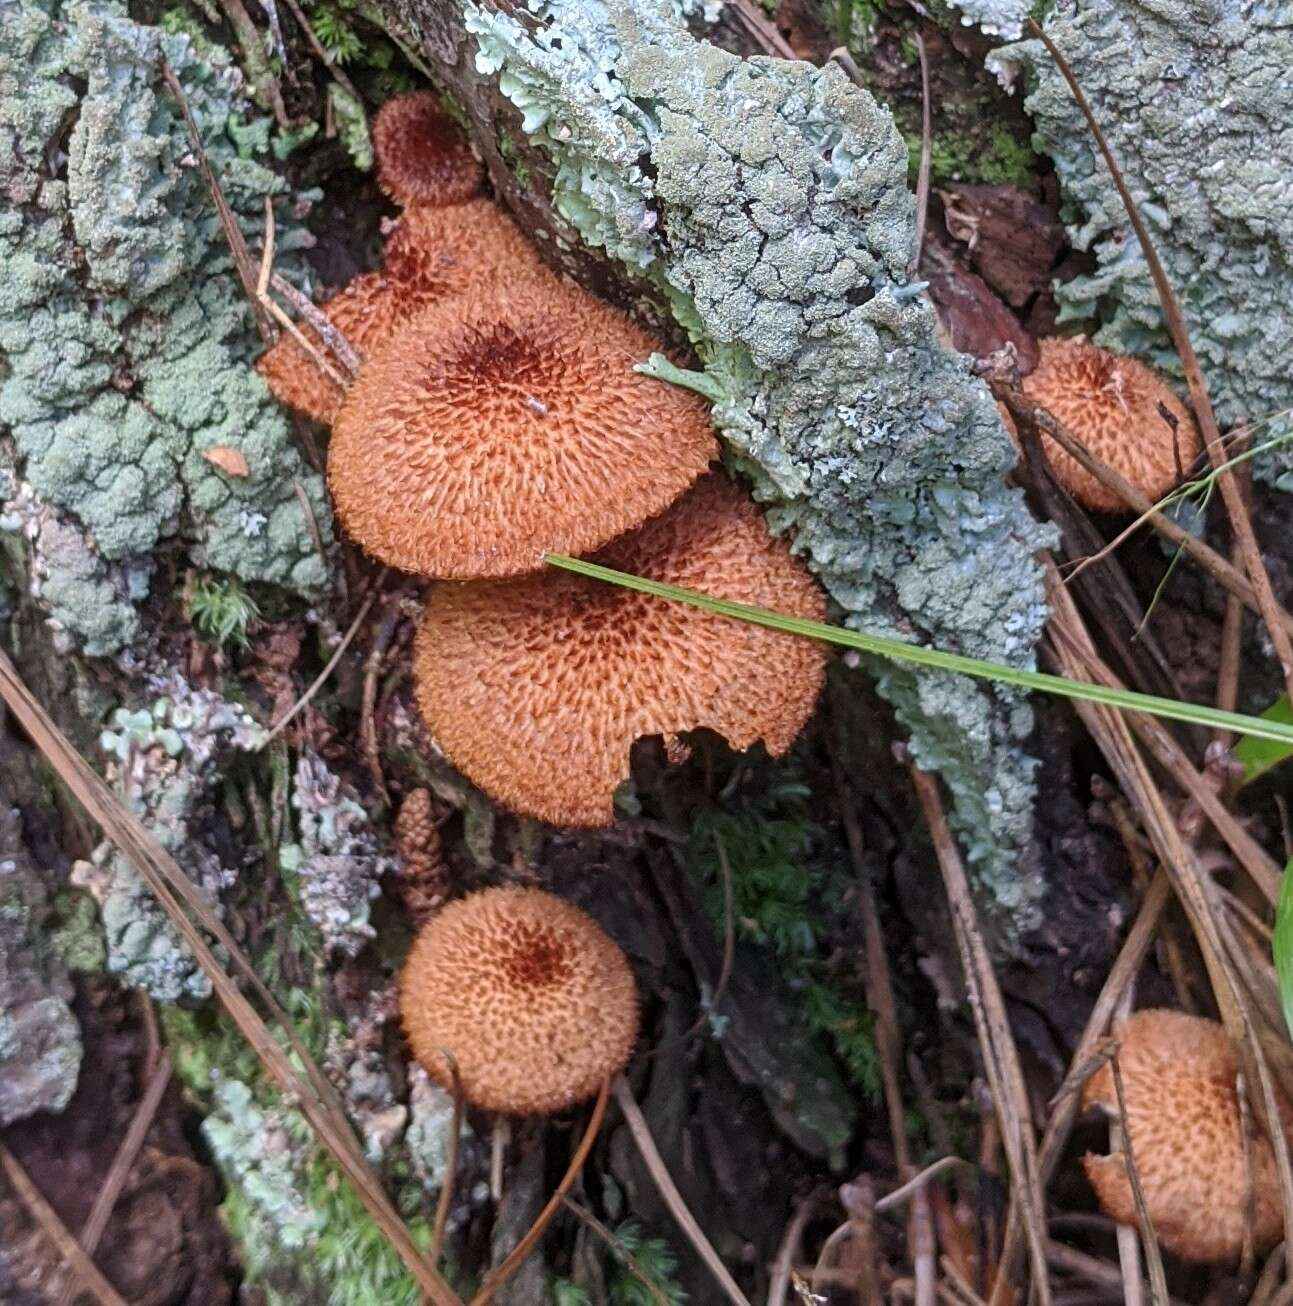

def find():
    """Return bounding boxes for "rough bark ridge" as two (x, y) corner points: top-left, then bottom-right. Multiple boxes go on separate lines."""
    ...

(379, 0), (1054, 928)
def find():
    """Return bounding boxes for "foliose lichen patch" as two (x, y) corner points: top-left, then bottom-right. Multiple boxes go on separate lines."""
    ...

(0, 0), (334, 655)
(72, 677), (266, 1002)
(0, 805), (82, 1127)
(997, 0), (1293, 486)
(461, 0), (1053, 921)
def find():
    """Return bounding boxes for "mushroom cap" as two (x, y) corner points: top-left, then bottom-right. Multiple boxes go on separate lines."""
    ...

(413, 473), (827, 826)
(399, 886), (638, 1115)
(1080, 1009), (1287, 1262)
(256, 200), (551, 426)
(371, 90), (483, 209)
(327, 278), (718, 577)
(1022, 336), (1201, 512)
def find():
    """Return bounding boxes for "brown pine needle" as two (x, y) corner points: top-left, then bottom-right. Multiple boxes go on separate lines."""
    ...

(612, 1073), (754, 1306)
(905, 755), (1052, 1306)
(470, 1077), (611, 1306)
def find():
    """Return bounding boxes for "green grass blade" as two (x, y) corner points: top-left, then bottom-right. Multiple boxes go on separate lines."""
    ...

(1276, 860), (1293, 1041)
(544, 553), (1293, 747)
(1234, 694), (1293, 786)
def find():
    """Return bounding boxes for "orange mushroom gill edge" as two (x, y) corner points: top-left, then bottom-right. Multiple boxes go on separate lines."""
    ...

(1079, 1008), (1289, 1263)
(411, 472), (828, 828)
(326, 275), (718, 578)
(1020, 336), (1201, 513)
(371, 90), (484, 210)
(399, 886), (639, 1116)
(255, 199), (554, 426)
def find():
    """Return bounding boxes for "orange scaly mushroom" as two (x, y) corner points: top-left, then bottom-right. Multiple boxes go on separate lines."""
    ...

(400, 887), (638, 1115)
(1081, 1009), (1289, 1262)
(1020, 336), (1201, 512)
(412, 473), (827, 827)
(327, 277), (717, 577)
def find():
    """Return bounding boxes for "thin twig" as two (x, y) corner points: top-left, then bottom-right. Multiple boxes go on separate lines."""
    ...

(876, 1157), (971, 1214)
(278, 0), (366, 104)
(563, 1197), (673, 1306)
(0, 1140), (131, 1306)
(727, 0), (798, 59)
(270, 272), (361, 377)
(612, 1074), (754, 1306)
(1027, 18), (1293, 710)
(1108, 1045), (1170, 1305)
(292, 477), (330, 566)
(1215, 443), (1250, 749)
(52, 1054), (173, 1306)
(767, 1191), (822, 1306)
(260, 571), (388, 747)
(431, 1054), (465, 1265)
(160, 60), (275, 344)
(360, 591), (406, 805)
(910, 31), (932, 276)
(470, 1078), (611, 1306)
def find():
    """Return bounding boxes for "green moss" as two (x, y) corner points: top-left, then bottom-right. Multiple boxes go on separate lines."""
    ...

(690, 793), (882, 1103)
(186, 574), (261, 649)
(911, 122), (1038, 187)
(495, 129), (532, 192)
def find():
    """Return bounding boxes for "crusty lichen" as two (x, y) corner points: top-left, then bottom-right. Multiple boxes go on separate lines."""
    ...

(0, 805), (82, 1126)
(997, 0), (1293, 485)
(281, 752), (390, 957)
(0, 0), (334, 655)
(72, 678), (266, 1002)
(460, 0), (1053, 920)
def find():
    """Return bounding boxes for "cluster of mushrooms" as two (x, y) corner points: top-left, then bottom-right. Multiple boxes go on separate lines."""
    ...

(260, 97), (1270, 1252)
(257, 92), (826, 1118)
(259, 90), (827, 831)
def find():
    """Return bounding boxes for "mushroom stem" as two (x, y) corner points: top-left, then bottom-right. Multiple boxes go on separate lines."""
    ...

(489, 1117), (509, 1204)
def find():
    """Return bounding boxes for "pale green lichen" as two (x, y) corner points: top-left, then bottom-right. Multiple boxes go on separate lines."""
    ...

(0, 0), (334, 655)
(0, 806), (82, 1126)
(996, 0), (1293, 485)
(280, 752), (390, 957)
(1, 462), (144, 655)
(73, 679), (266, 1001)
(460, 0), (1053, 920)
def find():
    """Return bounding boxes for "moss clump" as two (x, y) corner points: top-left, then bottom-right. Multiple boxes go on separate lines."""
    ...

(905, 122), (1039, 187)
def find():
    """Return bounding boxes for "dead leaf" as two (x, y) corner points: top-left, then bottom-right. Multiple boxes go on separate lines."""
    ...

(203, 446), (250, 478)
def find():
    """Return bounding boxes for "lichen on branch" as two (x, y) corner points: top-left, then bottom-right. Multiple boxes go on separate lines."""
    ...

(0, 0), (334, 655)
(997, 0), (1293, 486)
(450, 0), (1053, 922)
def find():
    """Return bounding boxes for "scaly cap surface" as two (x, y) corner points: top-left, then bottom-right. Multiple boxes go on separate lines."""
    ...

(413, 474), (827, 826)
(256, 200), (551, 426)
(1022, 336), (1201, 512)
(1081, 1009), (1286, 1262)
(328, 278), (717, 576)
(371, 90), (483, 209)
(399, 887), (638, 1115)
